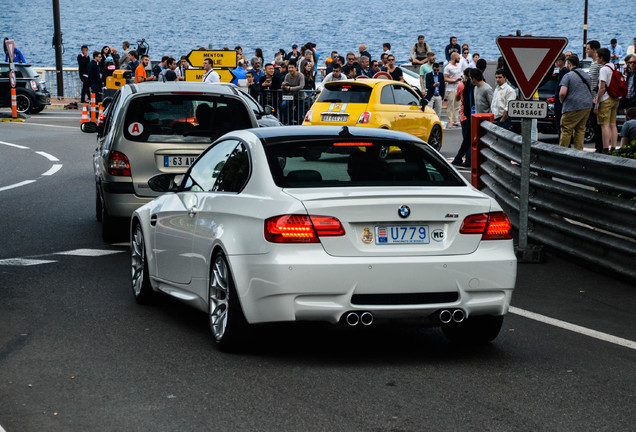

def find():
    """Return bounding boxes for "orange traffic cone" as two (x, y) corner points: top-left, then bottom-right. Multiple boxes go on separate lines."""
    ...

(80, 103), (89, 123)
(98, 103), (103, 122)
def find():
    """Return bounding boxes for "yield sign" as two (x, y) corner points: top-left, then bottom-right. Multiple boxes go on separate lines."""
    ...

(496, 36), (568, 100)
(5, 39), (15, 63)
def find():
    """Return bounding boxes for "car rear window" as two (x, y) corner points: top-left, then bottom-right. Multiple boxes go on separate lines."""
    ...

(265, 139), (464, 188)
(317, 84), (372, 104)
(123, 94), (252, 143)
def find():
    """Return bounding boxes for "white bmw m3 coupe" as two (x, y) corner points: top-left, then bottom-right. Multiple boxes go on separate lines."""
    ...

(130, 126), (517, 350)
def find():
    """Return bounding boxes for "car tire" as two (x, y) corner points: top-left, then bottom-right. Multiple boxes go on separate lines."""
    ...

(16, 93), (32, 114)
(584, 118), (595, 143)
(95, 187), (103, 222)
(101, 200), (117, 243)
(29, 105), (45, 114)
(209, 251), (247, 351)
(442, 315), (504, 345)
(427, 124), (443, 151)
(131, 222), (155, 304)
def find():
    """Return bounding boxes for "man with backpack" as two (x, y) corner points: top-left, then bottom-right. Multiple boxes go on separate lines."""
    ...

(595, 48), (628, 153)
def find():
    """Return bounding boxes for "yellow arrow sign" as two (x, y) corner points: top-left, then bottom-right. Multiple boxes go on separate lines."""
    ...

(186, 50), (237, 68)
(184, 68), (237, 84)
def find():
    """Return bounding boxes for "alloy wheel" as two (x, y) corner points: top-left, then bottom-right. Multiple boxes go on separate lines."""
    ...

(209, 255), (230, 341)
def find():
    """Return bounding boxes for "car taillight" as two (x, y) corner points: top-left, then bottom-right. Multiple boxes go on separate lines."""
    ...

(357, 111), (371, 124)
(303, 109), (313, 123)
(460, 212), (512, 240)
(264, 214), (345, 243)
(547, 97), (554, 103)
(107, 151), (131, 176)
(30, 80), (38, 91)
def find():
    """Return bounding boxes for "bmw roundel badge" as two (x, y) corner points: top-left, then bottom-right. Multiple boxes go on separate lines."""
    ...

(398, 205), (410, 218)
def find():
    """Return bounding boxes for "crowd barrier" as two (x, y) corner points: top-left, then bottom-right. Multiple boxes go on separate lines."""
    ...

(472, 116), (636, 282)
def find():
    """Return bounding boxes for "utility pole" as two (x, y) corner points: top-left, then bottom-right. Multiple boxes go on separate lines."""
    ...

(52, 0), (64, 97)
(583, 0), (588, 59)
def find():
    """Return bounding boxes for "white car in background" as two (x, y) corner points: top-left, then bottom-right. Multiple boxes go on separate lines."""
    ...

(130, 126), (517, 351)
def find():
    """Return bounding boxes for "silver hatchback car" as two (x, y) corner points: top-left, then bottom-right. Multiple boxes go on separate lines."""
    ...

(81, 82), (259, 241)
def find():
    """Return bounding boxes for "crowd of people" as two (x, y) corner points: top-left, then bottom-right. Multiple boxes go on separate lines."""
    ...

(76, 36), (636, 149)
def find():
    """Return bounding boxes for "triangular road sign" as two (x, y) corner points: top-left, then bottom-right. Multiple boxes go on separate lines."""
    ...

(4, 39), (15, 63)
(496, 36), (568, 100)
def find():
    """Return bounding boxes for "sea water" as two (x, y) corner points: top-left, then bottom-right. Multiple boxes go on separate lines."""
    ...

(2, 0), (635, 67)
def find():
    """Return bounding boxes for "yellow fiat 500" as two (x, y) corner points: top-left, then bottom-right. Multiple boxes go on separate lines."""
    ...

(303, 79), (443, 155)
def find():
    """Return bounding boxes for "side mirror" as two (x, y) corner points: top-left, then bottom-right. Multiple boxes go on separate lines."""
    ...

(263, 105), (274, 115)
(148, 173), (183, 193)
(80, 122), (98, 133)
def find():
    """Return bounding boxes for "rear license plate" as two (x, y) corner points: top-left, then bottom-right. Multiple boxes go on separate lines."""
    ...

(321, 115), (348, 122)
(164, 156), (197, 167)
(375, 225), (430, 245)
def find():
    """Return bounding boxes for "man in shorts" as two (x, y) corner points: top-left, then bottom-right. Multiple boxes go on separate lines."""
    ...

(595, 48), (620, 152)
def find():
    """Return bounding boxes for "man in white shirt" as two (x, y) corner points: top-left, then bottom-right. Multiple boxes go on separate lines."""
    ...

(459, 47), (471, 72)
(444, 52), (463, 127)
(202, 58), (220, 83)
(491, 69), (517, 130)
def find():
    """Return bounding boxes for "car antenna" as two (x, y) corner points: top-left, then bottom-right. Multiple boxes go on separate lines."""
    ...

(339, 126), (353, 136)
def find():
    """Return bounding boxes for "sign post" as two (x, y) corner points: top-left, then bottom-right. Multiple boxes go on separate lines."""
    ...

(496, 36), (567, 261)
(5, 39), (17, 119)
(184, 50), (237, 84)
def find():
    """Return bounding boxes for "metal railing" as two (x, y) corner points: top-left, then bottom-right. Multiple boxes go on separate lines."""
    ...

(34, 67), (82, 99)
(251, 88), (320, 125)
(472, 116), (636, 281)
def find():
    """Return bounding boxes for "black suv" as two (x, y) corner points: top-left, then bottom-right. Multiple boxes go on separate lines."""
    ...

(0, 63), (51, 113)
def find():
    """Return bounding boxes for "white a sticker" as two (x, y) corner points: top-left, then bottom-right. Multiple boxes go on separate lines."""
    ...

(128, 122), (144, 136)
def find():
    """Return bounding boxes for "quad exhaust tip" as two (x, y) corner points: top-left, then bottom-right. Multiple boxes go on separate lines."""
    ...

(345, 311), (374, 326)
(440, 309), (465, 324)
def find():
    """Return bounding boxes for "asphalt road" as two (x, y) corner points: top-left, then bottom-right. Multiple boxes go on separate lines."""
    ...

(0, 109), (634, 432)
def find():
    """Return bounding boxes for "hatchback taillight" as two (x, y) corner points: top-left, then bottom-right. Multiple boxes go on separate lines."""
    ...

(460, 212), (512, 240)
(264, 214), (345, 243)
(107, 151), (131, 176)
(357, 111), (371, 124)
(30, 80), (38, 91)
(303, 109), (313, 123)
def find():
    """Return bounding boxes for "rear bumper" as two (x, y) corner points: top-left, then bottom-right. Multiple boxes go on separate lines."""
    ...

(102, 181), (152, 218)
(229, 241), (517, 325)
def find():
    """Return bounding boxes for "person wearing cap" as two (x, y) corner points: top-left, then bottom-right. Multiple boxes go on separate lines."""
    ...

(286, 44), (300, 66)
(410, 35), (431, 66)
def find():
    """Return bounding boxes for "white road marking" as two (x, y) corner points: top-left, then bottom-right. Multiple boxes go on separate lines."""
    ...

(12, 122), (76, 129)
(0, 258), (57, 266)
(0, 141), (63, 191)
(42, 164), (63, 176)
(35, 151), (59, 162)
(0, 423), (6, 432)
(0, 140), (28, 149)
(509, 306), (636, 350)
(0, 249), (125, 267)
(56, 249), (124, 257)
(0, 180), (37, 191)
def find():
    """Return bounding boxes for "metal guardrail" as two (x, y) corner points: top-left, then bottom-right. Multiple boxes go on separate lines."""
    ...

(251, 89), (320, 125)
(34, 67), (81, 99)
(472, 117), (636, 281)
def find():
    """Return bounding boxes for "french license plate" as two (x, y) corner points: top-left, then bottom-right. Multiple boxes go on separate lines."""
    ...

(164, 155), (197, 167)
(375, 225), (430, 245)
(321, 115), (348, 122)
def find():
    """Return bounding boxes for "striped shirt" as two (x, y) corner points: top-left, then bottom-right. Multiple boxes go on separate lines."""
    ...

(588, 61), (602, 98)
